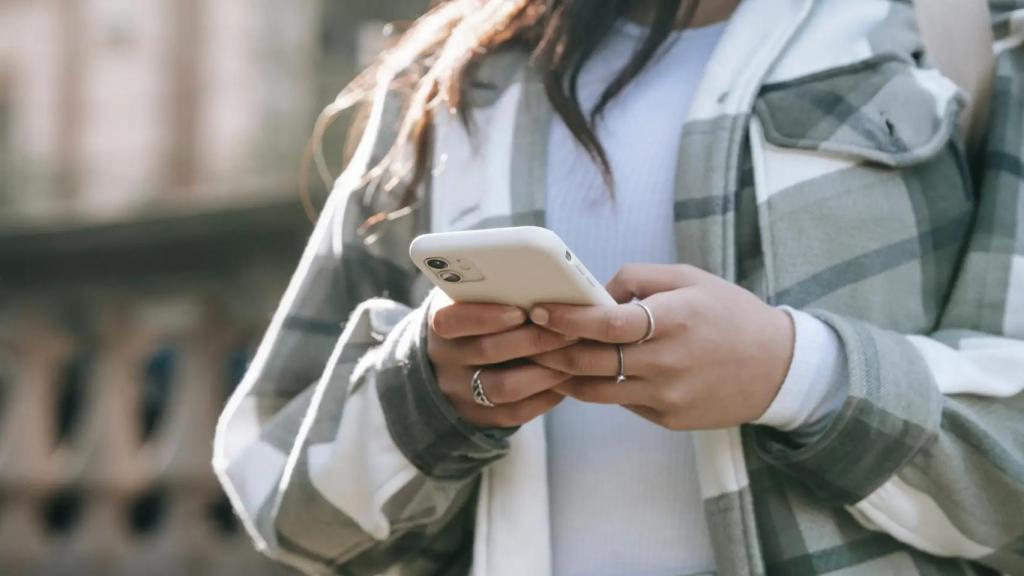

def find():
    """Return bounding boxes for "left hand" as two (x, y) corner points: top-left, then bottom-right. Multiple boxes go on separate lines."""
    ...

(529, 264), (795, 430)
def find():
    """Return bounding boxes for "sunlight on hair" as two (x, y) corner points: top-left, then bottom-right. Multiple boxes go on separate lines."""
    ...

(301, 0), (539, 223)
(300, 0), (691, 230)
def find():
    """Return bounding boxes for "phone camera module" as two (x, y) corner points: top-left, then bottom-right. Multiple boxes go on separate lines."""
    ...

(439, 271), (462, 283)
(425, 258), (449, 270)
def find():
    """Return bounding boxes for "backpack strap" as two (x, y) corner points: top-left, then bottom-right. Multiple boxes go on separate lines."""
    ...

(915, 0), (995, 153)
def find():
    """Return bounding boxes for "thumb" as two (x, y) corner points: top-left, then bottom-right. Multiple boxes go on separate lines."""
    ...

(606, 264), (706, 302)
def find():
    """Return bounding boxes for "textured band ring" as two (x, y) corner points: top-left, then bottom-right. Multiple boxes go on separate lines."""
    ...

(631, 300), (656, 344)
(471, 368), (496, 408)
(616, 344), (627, 384)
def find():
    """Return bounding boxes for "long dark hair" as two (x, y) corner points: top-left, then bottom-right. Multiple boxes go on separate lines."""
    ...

(303, 0), (695, 227)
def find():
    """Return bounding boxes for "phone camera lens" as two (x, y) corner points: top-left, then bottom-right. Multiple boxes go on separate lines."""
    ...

(565, 250), (572, 262)
(439, 271), (462, 283)
(425, 258), (449, 270)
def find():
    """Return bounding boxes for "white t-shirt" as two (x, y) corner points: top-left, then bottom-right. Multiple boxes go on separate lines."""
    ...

(544, 17), (847, 575)
(545, 21), (727, 576)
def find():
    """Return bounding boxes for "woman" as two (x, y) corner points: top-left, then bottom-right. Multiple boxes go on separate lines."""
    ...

(213, 0), (1024, 574)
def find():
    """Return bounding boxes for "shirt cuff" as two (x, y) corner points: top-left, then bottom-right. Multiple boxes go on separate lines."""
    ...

(375, 290), (515, 480)
(753, 307), (848, 441)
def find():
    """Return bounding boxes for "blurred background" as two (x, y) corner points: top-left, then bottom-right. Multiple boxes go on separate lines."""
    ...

(0, 0), (426, 573)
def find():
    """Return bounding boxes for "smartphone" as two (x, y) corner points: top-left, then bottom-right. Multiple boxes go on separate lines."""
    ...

(409, 226), (616, 309)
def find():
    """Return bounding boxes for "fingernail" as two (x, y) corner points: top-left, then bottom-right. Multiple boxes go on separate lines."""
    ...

(503, 309), (526, 325)
(563, 334), (578, 342)
(530, 307), (549, 325)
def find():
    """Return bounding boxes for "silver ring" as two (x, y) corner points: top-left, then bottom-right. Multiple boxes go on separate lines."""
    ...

(471, 368), (496, 408)
(616, 344), (627, 384)
(631, 300), (656, 344)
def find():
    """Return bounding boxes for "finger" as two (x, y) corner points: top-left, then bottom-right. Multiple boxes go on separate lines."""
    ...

(431, 302), (526, 339)
(492, 391), (565, 428)
(433, 324), (576, 366)
(555, 376), (653, 406)
(456, 390), (565, 429)
(530, 302), (648, 343)
(625, 404), (662, 423)
(476, 364), (573, 404)
(466, 325), (577, 365)
(531, 342), (630, 377)
(605, 264), (705, 302)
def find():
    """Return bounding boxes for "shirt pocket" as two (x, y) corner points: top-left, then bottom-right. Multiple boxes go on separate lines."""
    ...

(748, 55), (974, 333)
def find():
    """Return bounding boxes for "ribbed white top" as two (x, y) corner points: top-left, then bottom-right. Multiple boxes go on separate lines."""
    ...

(545, 21), (727, 576)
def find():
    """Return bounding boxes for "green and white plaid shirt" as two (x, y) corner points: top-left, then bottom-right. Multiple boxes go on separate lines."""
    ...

(213, 1), (1024, 574)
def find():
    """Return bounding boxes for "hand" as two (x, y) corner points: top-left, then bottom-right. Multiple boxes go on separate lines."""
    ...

(427, 293), (576, 429)
(528, 264), (794, 430)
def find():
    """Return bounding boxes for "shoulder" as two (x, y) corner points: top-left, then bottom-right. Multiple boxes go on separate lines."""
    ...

(770, 0), (923, 84)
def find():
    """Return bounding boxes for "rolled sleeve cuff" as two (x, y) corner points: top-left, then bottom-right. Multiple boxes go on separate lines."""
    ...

(752, 311), (943, 504)
(754, 307), (848, 442)
(375, 294), (515, 480)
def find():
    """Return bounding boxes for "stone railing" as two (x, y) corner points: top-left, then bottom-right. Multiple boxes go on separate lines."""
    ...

(0, 299), (293, 575)
(0, 198), (311, 575)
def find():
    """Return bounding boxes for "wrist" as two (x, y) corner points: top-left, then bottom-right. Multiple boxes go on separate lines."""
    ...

(753, 307), (847, 436)
(752, 305), (796, 421)
(377, 293), (512, 479)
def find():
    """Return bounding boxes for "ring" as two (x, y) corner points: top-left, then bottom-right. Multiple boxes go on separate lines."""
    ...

(471, 368), (496, 408)
(631, 300), (656, 344)
(616, 344), (627, 384)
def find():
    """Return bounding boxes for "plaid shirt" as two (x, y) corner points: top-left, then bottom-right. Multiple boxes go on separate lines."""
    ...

(213, 1), (1024, 574)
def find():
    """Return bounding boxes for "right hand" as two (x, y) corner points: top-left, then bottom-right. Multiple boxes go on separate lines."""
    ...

(427, 295), (576, 429)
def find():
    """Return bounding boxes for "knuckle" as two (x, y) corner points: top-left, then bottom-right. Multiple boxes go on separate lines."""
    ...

(438, 374), (467, 401)
(608, 267), (628, 288)
(649, 352), (680, 374)
(482, 371), (511, 403)
(646, 357), (669, 375)
(426, 333), (441, 361)
(437, 377), (458, 398)
(430, 308), (455, 338)
(611, 264), (643, 294)
(618, 263), (642, 281)
(529, 326), (552, 352)
(514, 327), (540, 356)
(656, 386), (689, 409)
(472, 336), (495, 363)
(564, 351), (588, 374)
(662, 300), (692, 332)
(685, 289), (710, 310)
(603, 309), (629, 341)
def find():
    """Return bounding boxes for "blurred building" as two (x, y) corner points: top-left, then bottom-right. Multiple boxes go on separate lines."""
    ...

(0, 0), (426, 574)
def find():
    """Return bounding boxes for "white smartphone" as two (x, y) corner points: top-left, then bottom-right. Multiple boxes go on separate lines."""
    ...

(409, 226), (616, 309)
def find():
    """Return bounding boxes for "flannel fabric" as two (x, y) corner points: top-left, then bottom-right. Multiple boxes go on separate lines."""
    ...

(213, 1), (1024, 574)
